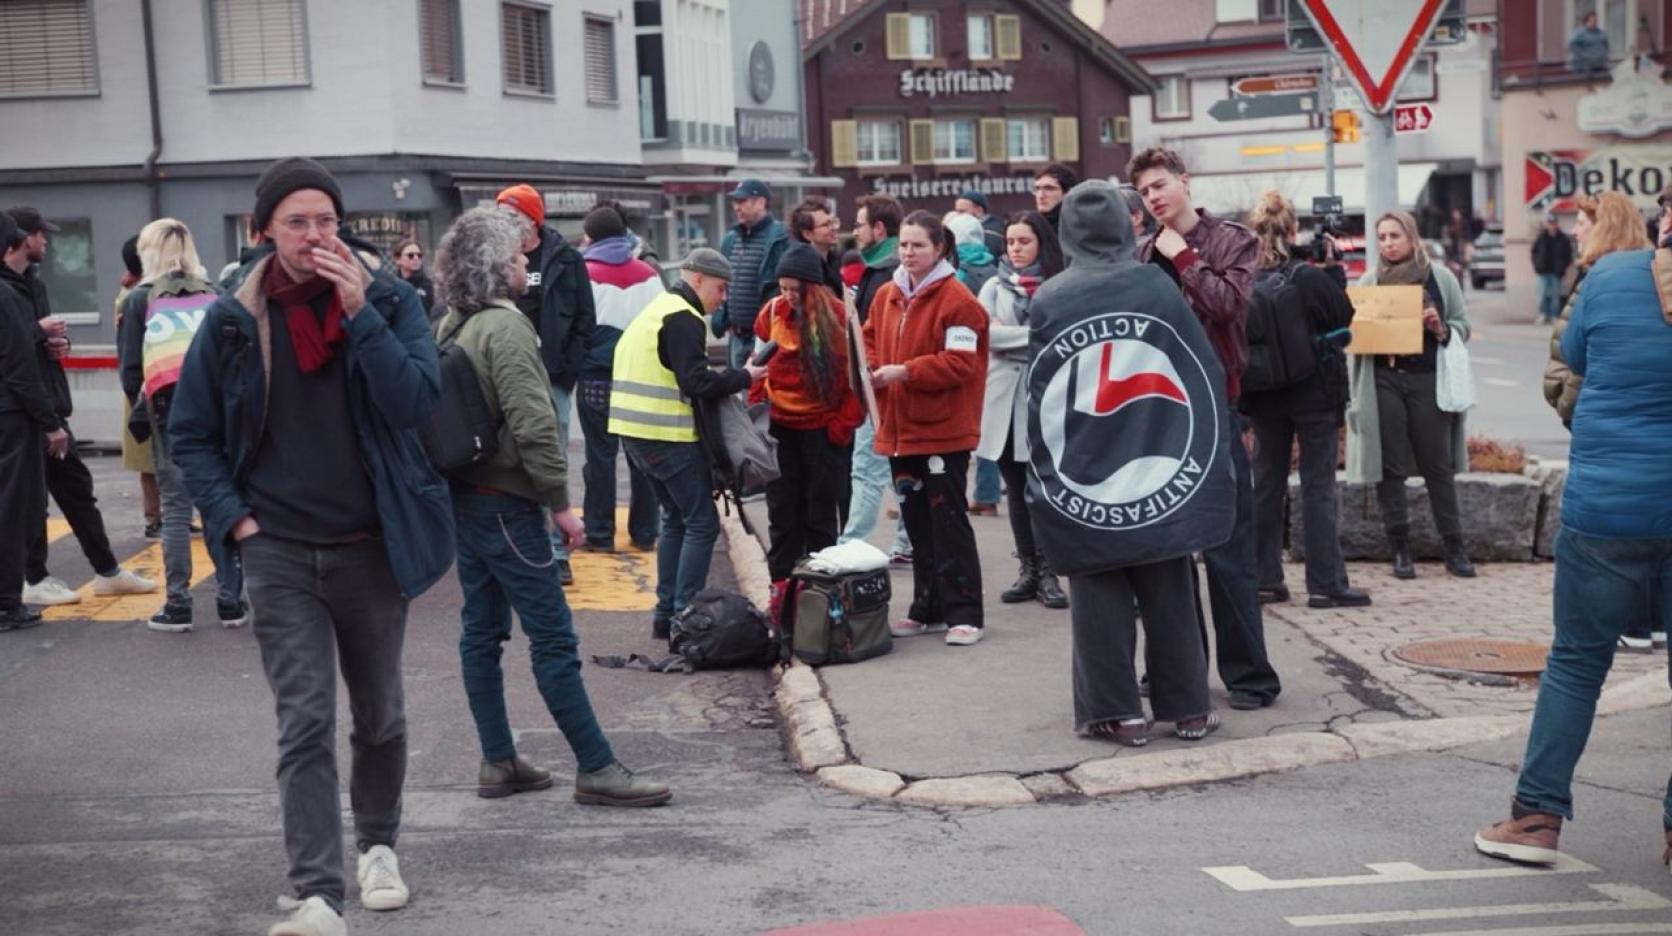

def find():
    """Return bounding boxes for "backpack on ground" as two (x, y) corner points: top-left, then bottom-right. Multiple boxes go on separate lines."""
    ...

(1241, 261), (1319, 395)
(784, 563), (892, 666)
(419, 314), (500, 475)
(668, 588), (777, 669)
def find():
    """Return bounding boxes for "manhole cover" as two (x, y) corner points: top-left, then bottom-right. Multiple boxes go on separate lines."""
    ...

(1394, 638), (1549, 675)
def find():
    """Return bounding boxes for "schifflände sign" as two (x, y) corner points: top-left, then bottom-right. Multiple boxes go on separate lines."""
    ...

(899, 67), (1014, 99)
(1524, 146), (1672, 214)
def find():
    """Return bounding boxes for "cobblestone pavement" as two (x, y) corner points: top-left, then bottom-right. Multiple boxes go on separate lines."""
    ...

(1265, 558), (1666, 719)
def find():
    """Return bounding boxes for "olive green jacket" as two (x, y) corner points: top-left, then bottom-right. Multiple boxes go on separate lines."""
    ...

(434, 300), (570, 511)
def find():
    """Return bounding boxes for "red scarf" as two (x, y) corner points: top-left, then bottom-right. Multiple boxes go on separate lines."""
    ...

(263, 259), (347, 374)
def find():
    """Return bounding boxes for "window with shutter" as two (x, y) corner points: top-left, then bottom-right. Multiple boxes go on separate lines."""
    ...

(1007, 118), (1050, 162)
(583, 16), (617, 103)
(501, 2), (552, 96)
(909, 119), (934, 165)
(967, 15), (993, 61)
(980, 118), (1007, 164)
(207, 0), (310, 89)
(419, 0), (463, 85)
(932, 119), (976, 164)
(885, 13), (910, 60)
(830, 120), (859, 169)
(1050, 117), (1079, 163)
(0, 0), (97, 98)
(856, 120), (902, 166)
(994, 14), (1020, 60)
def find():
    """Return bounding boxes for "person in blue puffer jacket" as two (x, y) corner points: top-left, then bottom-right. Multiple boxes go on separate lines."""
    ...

(1475, 241), (1672, 874)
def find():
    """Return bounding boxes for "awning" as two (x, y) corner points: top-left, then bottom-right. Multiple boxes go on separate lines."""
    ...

(645, 173), (845, 194)
(1185, 162), (1439, 218)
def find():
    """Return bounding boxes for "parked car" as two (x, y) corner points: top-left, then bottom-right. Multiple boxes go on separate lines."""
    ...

(1471, 227), (1505, 289)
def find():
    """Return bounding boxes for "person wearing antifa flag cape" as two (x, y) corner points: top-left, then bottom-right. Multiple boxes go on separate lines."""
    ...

(1026, 181), (1236, 748)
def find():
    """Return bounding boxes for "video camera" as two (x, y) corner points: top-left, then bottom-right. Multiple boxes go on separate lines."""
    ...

(1310, 195), (1346, 264)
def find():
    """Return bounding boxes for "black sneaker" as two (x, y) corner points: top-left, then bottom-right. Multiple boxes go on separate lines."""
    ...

(1228, 690), (1271, 711)
(558, 559), (574, 586)
(1258, 585), (1291, 604)
(217, 599), (249, 629)
(143, 521), (162, 541)
(1308, 588), (1373, 609)
(147, 602), (194, 634)
(0, 606), (43, 632)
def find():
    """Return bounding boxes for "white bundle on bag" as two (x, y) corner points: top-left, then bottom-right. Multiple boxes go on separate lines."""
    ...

(1436, 335), (1477, 413)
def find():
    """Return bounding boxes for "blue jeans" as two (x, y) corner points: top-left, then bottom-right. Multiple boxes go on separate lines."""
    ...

(973, 457), (1002, 505)
(452, 486), (613, 773)
(575, 379), (658, 548)
(623, 438), (720, 625)
(1537, 273), (1563, 323)
(839, 417), (911, 556)
(727, 333), (755, 370)
(546, 384), (574, 561)
(1516, 527), (1672, 827)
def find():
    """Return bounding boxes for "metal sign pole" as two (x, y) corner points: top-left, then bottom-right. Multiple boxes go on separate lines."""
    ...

(1321, 60), (1336, 198)
(1362, 110), (1398, 242)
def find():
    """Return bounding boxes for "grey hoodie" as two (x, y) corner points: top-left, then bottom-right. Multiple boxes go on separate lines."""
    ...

(1024, 181), (1236, 576)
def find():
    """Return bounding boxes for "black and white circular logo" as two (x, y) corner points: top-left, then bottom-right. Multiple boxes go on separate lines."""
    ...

(1029, 312), (1219, 531)
(748, 41), (775, 104)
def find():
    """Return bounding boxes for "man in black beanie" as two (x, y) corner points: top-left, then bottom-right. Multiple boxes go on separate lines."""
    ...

(169, 156), (453, 936)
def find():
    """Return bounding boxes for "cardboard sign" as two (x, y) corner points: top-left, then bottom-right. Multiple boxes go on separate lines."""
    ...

(1345, 285), (1424, 356)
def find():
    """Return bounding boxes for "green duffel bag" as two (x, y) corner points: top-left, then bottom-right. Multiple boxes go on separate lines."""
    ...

(787, 564), (893, 666)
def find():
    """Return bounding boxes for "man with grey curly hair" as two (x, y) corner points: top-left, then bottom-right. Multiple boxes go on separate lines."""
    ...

(432, 207), (672, 810)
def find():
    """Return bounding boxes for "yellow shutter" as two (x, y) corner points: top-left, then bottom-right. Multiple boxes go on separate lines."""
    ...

(995, 14), (1021, 60)
(885, 13), (911, 60)
(1051, 116), (1079, 163)
(830, 120), (858, 168)
(980, 117), (1008, 164)
(1114, 115), (1131, 143)
(909, 119), (935, 164)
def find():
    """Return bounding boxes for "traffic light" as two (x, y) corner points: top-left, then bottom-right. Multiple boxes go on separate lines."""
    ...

(1331, 110), (1361, 144)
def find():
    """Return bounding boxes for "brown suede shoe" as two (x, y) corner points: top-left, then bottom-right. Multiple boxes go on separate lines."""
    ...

(1475, 805), (1562, 865)
(478, 755), (554, 799)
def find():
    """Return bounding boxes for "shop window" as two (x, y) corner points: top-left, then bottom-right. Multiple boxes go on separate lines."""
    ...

(419, 0), (463, 85)
(501, 1), (552, 97)
(933, 119), (977, 164)
(967, 14), (993, 61)
(1153, 74), (1191, 120)
(583, 15), (617, 104)
(856, 120), (902, 165)
(886, 12), (936, 60)
(0, 0), (97, 98)
(1007, 118), (1050, 162)
(37, 218), (98, 324)
(207, 0), (310, 89)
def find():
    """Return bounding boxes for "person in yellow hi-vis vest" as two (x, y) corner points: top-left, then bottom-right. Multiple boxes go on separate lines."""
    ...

(611, 248), (765, 639)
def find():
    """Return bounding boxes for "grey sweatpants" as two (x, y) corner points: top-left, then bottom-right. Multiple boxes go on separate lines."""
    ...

(242, 533), (409, 913)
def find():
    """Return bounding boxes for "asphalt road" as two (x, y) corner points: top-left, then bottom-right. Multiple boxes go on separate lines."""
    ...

(1457, 285), (1571, 461)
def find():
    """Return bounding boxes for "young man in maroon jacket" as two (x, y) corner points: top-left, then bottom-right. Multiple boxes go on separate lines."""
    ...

(1130, 147), (1281, 712)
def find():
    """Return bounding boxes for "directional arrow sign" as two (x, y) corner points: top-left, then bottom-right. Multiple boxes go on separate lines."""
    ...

(1393, 102), (1434, 133)
(1298, 0), (1447, 114)
(1209, 92), (1318, 122)
(1231, 74), (1319, 96)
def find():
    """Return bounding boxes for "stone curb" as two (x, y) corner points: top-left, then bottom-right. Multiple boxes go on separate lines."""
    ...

(719, 510), (1672, 809)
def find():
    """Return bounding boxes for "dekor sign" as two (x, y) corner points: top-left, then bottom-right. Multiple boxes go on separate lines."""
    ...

(870, 175), (1035, 200)
(899, 67), (1015, 98)
(1524, 147), (1672, 213)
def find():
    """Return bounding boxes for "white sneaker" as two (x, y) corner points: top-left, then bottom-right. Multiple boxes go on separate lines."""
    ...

(93, 568), (156, 596)
(268, 896), (345, 936)
(890, 618), (948, 638)
(357, 844), (409, 911)
(1620, 634), (1654, 652)
(945, 624), (984, 646)
(21, 576), (80, 606)
(1653, 631), (1668, 649)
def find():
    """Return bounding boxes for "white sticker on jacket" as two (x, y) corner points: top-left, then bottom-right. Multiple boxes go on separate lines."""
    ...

(944, 325), (978, 352)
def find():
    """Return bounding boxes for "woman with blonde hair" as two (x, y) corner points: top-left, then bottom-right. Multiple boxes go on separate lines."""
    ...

(1240, 191), (1367, 609)
(1346, 210), (1475, 580)
(117, 218), (245, 633)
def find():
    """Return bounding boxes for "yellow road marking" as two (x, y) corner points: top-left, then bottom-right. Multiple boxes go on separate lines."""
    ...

(46, 516), (72, 543)
(566, 508), (657, 612)
(44, 538), (217, 623)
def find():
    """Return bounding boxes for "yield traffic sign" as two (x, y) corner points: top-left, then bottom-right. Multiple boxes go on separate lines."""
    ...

(1297, 0), (1447, 114)
(1394, 102), (1434, 134)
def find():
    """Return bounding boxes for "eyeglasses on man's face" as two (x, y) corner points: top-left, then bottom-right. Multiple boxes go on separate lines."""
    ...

(401, 251), (422, 259)
(279, 214), (340, 235)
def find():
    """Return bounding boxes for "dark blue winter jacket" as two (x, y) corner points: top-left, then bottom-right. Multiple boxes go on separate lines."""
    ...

(168, 247), (455, 597)
(1560, 247), (1672, 539)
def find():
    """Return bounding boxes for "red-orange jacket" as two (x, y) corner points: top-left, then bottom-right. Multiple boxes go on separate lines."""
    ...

(861, 266), (989, 456)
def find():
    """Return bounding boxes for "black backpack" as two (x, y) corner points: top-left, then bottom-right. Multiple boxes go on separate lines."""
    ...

(1241, 261), (1319, 395)
(419, 313), (500, 476)
(668, 589), (777, 669)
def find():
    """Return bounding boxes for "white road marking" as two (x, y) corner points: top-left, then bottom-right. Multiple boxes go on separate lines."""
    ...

(1412, 924), (1672, 936)
(1202, 854), (1598, 891)
(1285, 883), (1670, 927)
(1484, 377), (1521, 388)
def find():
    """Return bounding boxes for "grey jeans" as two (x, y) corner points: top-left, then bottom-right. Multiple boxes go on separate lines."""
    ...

(242, 533), (409, 913)
(150, 408), (241, 607)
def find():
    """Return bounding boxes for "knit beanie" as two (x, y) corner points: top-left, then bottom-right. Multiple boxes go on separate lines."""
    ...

(775, 243), (827, 286)
(253, 157), (345, 234)
(121, 235), (142, 278)
(583, 205), (628, 243)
